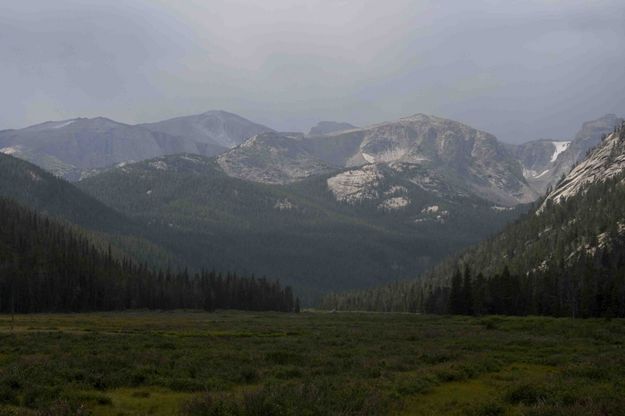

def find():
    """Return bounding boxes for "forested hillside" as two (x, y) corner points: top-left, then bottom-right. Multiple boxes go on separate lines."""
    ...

(0, 198), (295, 313)
(323, 124), (625, 317)
(78, 153), (524, 299)
(0, 152), (186, 272)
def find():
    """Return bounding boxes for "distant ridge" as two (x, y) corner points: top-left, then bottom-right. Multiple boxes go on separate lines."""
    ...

(0, 111), (274, 180)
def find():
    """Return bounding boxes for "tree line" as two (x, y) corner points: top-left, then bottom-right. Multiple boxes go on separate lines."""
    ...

(430, 254), (625, 318)
(0, 198), (298, 313)
(323, 246), (625, 319)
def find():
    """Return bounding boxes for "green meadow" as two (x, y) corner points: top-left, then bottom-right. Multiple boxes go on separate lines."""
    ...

(0, 311), (624, 415)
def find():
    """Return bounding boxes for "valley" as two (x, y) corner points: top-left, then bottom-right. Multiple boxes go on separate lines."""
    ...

(1, 109), (623, 305)
(76, 153), (523, 300)
(3, 2), (625, 414)
(3, 110), (551, 301)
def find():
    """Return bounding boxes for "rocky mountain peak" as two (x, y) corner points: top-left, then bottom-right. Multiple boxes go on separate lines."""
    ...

(574, 114), (623, 142)
(541, 123), (625, 209)
(141, 110), (273, 149)
(512, 114), (624, 195)
(217, 132), (333, 184)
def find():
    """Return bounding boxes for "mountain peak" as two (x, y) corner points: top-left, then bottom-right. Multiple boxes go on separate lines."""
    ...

(399, 113), (433, 121)
(308, 121), (357, 136)
(218, 132), (333, 184)
(199, 110), (238, 118)
(22, 118), (81, 131)
(575, 114), (624, 142)
(541, 123), (625, 209)
(75, 117), (129, 128)
(142, 110), (273, 149)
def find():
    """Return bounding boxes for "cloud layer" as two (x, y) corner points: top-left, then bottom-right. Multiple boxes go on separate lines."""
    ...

(1, 0), (624, 142)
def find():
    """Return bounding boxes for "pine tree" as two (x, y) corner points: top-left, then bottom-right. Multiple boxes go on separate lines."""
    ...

(449, 269), (463, 315)
(462, 266), (474, 315)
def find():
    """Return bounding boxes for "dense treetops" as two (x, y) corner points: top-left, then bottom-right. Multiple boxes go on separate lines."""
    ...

(77, 153), (523, 300)
(0, 198), (296, 313)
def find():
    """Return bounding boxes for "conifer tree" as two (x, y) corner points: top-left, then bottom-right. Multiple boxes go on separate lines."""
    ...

(449, 269), (463, 314)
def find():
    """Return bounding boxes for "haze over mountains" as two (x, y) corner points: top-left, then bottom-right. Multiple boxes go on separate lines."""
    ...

(0, 108), (622, 299)
(76, 151), (522, 298)
(0, 111), (273, 180)
(1, 109), (616, 199)
(141, 110), (274, 153)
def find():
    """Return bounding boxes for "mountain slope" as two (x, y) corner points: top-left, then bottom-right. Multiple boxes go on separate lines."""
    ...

(141, 110), (274, 151)
(444, 125), (625, 277)
(217, 114), (538, 206)
(0, 153), (178, 268)
(217, 132), (335, 184)
(0, 117), (199, 180)
(0, 197), (294, 313)
(514, 114), (623, 194)
(0, 111), (274, 180)
(323, 122), (625, 314)
(78, 153), (524, 299)
(308, 121), (357, 135)
(512, 139), (571, 193)
(542, 127), (625, 207)
(0, 152), (133, 231)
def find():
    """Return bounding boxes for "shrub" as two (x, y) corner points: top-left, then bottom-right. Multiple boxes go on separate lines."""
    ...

(466, 402), (506, 416)
(505, 383), (549, 405)
(181, 382), (391, 416)
(169, 377), (208, 392)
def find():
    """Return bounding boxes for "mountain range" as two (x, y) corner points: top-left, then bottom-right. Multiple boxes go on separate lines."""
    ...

(511, 114), (623, 194)
(76, 152), (523, 299)
(0, 111), (273, 180)
(323, 121), (625, 314)
(2, 110), (618, 201)
(1, 109), (622, 300)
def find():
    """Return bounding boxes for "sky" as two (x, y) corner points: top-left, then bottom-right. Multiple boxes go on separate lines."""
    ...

(1, 0), (624, 143)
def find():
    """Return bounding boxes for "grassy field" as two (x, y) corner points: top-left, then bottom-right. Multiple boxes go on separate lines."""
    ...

(0, 311), (624, 416)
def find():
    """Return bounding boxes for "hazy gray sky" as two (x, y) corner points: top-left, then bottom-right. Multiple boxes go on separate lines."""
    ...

(1, 0), (624, 142)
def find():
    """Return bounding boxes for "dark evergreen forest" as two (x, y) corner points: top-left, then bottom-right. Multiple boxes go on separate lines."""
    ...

(0, 198), (296, 313)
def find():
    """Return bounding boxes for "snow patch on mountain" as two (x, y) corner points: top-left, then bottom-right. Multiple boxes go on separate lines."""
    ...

(180, 154), (204, 164)
(0, 146), (21, 155)
(422, 205), (440, 214)
(415, 205), (450, 224)
(384, 185), (408, 196)
(274, 199), (296, 210)
(28, 170), (42, 182)
(541, 128), (625, 210)
(150, 160), (168, 171)
(523, 168), (550, 179)
(51, 119), (78, 129)
(550, 141), (571, 162)
(378, 197), (410, 211)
